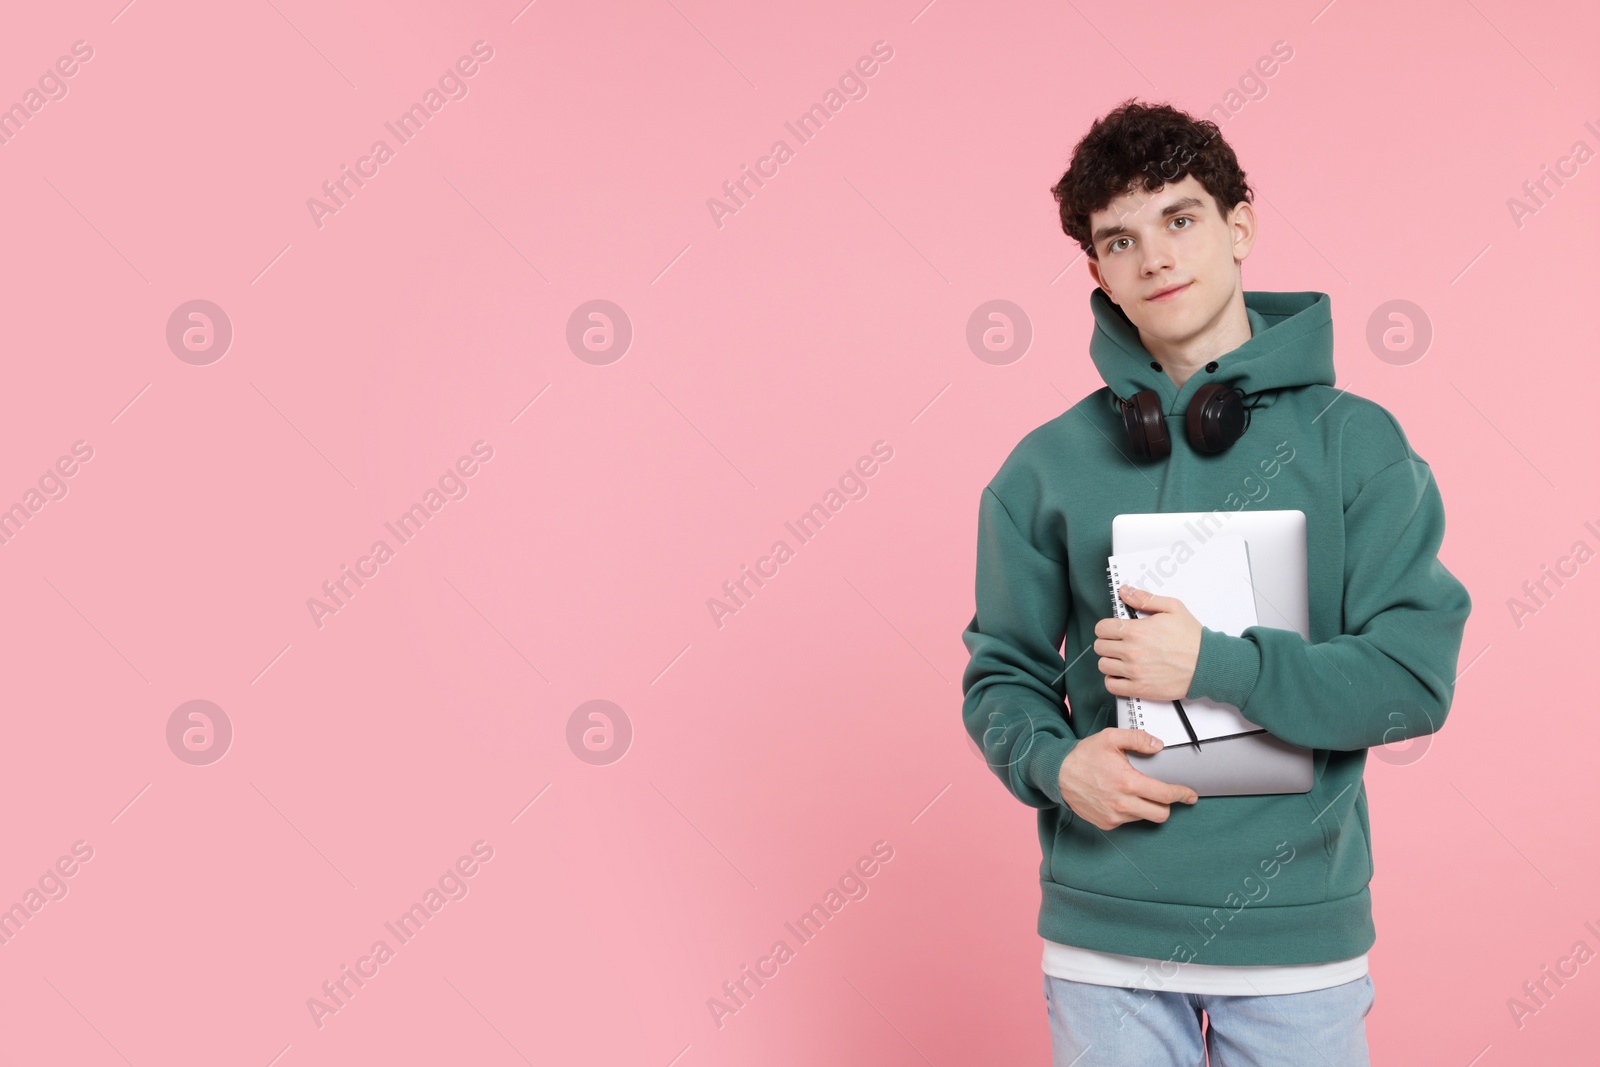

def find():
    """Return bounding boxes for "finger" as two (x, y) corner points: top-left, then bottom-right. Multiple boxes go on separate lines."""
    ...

(1097, 656), (1128, 678)
(1102, 674), (1139, 696)
(1096, 616), (1132, 638)
(1097, 639), (1139, 668)
(1114, 794), (1176, 825)
(1125, 768), (1199, 806)
(1095, 636), (1130, 656)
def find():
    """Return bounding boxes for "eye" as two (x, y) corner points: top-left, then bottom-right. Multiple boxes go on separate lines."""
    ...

(1109, 236), (1131, 253)
(1171, 216), (1193, 230)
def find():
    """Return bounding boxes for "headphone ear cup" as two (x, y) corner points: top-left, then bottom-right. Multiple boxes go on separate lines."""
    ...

(1185, 383), (1248, 453)
(1121, 389), (1170, 459)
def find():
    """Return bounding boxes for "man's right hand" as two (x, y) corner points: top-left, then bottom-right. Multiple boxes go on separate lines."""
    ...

(1058, 728), (1199, 830)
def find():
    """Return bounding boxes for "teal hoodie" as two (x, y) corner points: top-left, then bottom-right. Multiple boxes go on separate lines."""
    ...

(960, 287), (1472, 965)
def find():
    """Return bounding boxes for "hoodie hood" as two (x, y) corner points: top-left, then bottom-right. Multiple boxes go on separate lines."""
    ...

(1088, 288), (1335, 414)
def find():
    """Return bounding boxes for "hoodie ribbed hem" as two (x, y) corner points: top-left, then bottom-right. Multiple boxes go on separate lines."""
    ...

(1039, 880), (1376, 966)
(1186, 626), (1263, 709)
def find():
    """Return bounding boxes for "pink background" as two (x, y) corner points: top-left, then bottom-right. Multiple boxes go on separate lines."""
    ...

(1, 0), (1595, 1063)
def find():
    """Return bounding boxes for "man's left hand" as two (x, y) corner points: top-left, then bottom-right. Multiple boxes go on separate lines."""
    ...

(1093, 585), (1203, 701)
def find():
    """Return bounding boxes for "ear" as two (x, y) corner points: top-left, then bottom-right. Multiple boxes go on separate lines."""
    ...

(1228, 199), (1257, 265)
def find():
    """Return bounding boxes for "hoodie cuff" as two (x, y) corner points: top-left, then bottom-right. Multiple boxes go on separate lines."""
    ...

(1186, 626), (1262, 710)
(1024, 733), (1078, 807)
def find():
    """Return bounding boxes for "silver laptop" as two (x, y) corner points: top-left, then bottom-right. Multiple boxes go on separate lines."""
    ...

(1111, 510), (1315, 796)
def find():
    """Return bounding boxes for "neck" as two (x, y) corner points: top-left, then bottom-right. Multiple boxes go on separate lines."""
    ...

(1140, 290), (1251, 391)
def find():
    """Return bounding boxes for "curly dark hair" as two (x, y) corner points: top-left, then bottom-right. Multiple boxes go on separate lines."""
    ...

(1051, 99), (1253, 259)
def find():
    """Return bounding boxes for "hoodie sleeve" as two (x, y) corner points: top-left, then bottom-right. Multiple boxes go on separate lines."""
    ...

(960, 487), (1078, 809)
(1183, 454), (1472, 751)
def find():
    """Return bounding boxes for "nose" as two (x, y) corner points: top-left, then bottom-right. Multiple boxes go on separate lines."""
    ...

(1139, 235), (1175, 275)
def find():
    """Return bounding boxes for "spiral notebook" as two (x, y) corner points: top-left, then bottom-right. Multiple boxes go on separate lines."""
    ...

(1105, 531), (1268, 746)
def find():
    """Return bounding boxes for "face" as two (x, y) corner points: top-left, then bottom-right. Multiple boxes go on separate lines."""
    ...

(1085, 173), (1254, 348)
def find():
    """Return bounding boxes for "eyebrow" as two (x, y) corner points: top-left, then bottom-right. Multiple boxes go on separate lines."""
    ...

(1091, 195), (1207, 248)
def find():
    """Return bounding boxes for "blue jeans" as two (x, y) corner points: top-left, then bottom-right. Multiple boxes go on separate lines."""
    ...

(1043, 971), (1375, 1066)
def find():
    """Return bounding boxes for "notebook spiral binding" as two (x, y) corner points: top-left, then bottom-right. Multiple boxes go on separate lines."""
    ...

(1104, 560), (1145, 730)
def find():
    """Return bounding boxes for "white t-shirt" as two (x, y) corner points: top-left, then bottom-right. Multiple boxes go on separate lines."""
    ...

(1044, 939), (1368, 996)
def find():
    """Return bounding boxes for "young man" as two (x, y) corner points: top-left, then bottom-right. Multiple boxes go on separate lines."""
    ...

(959, 100), (1472, 1065)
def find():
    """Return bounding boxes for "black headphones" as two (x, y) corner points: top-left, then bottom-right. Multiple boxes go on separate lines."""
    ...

(1115, 365), (1260, 460)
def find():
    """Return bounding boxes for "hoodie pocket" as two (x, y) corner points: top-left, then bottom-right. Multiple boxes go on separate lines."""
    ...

(1302, 783), (1339, 896)
(1302, 760), (1374, 902)
(1047, 803), (1074, 884)
(1050, 792), (1331, 907)
(1356, 785), (1373, 882)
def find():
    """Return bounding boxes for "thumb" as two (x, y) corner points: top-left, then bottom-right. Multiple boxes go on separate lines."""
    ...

(1110, 728), (1165, 752)
(1120, 585), (1178, 614)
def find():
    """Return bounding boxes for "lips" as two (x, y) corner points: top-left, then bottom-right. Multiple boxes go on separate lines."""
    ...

(1149, 282), (1190, 301)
